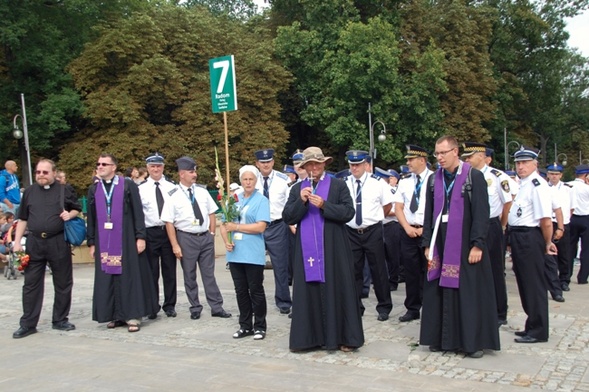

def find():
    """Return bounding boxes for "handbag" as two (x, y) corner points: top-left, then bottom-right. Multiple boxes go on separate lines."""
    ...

(60, 185), (86, 246)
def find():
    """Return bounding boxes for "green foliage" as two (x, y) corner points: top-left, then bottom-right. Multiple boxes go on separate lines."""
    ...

(63, 5), (291, 192)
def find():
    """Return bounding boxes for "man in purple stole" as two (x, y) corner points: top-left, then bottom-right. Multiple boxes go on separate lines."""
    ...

(283, 147), (364, 352)
(87, 154), (157, 332)
(421, 136), (500, 358)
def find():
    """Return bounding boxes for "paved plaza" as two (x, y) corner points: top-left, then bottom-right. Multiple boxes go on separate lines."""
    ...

(1, 255), (589, 391)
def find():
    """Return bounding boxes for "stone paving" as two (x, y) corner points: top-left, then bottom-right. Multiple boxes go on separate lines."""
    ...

(1, 256), (589, 391)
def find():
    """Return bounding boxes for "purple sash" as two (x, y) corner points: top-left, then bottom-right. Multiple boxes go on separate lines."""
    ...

(299, 175), (331, 283)
(96, 176), (125, 275)
(428, 162), (470, 288)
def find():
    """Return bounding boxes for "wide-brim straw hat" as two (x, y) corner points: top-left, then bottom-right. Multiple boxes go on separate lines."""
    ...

(300, 147), (333, 167)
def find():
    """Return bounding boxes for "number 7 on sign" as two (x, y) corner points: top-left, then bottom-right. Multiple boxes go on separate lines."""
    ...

(213, 60), (230, 93)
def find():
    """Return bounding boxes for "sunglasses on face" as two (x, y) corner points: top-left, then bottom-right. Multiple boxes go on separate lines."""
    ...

(96, 162), (114, 167)
(35, 170), (50, 175)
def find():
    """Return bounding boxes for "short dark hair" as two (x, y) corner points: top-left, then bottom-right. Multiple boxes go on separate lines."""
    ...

(436, 135), (459, 149)
(99, 153), (118, 166)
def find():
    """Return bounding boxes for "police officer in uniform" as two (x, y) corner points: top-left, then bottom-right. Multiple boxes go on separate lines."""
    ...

(393, 145), (433, 322)
(508, 146), (556, 343)
(254, 149), (292, 314)
(569, 164), (589, 284)
(462, 142), (513, 325)
(345, 150), (394, 321)
(161, 156), (231, 320)
(139, 152), (178, 318)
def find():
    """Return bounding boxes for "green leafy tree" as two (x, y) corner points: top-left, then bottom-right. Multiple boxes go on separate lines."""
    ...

(62, 5), (290, 192)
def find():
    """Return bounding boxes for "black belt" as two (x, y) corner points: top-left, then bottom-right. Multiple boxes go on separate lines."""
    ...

(384, 220), (399, 227)
(410, 224), (423, 229)
(179, 231), (209, 237)
(147, 226), (166, 230)
(509, 226), (538, 232)
(31, 230), (63, 239)
(347, 223), (379, 235)
(268, 219), (283, 227)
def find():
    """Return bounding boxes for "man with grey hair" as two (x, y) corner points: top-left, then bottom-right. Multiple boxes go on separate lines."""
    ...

(508, 146), (556, 343)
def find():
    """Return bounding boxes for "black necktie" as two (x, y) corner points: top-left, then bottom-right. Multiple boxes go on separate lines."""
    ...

(154, 182), (164, 218)
(187, 187), (204, 224)
(263, 177), (269, 199)
(410, 174), (421, 213)
(355, 179), (363, 226)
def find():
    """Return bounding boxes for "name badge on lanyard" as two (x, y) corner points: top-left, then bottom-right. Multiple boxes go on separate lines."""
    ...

(104, 222), (113, 230)
(100, 180), (117, 230)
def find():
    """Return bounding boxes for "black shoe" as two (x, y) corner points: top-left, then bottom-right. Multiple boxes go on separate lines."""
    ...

(147, 313), (158, 320)
(164, 310), (177, 318)
(514, 330), (527, 337)
(190, 312), (201, 320)
(467, 350), (484, 359)
(211, 310), (232, 318)
(279, 308), (291, 315)
(398, 312), (420, 322)
(377, 313), (389, 321)
(562, 283), (570, 292)
(288, 313), (292, 319)
(429, 345), (442, 352)
(552, 294), (565, 302)
(514, 335), (547, 343)
(497, 319), (507, 327)
(13, 326), (37, 339)
(52, 321), (76, 331)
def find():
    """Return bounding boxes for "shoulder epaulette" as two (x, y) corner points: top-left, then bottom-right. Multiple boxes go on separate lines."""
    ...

(195, 183), (206, 189)
(288, 181), (295, 187)
(343, 176), (349, 181)
(371, 174), (382, 181)
(274, 172), (289, 181)
(138, 179), (147, 186)
(532, 178), (541, 187)
(390, 187), (397, 195)
(490, 169), (501, 177)
(564, 183), (573, 188)
(168, 188), (178, 196)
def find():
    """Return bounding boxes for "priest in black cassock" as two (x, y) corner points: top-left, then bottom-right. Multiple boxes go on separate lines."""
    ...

(87, 153), (157, 332)
(421, 136), (500, 358)
(283, 147), (364, 352)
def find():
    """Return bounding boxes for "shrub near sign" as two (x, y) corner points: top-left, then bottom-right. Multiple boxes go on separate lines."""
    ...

(209, 55), (238, 113)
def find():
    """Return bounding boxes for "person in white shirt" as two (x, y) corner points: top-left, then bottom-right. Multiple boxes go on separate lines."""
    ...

(569, 164), (589, 284)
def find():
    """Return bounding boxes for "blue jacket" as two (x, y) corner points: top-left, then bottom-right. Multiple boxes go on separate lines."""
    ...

(0, 170), (21, 204)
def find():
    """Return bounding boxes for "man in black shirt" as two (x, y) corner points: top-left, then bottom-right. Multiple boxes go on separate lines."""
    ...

(12, 159), (82, 339)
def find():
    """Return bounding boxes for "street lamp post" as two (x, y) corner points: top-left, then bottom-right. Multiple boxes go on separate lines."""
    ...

(556, 153), (568, 166)
(505, 141), (520, 171)
(367, 102), (386, 172)
(12, 93), (33, 186)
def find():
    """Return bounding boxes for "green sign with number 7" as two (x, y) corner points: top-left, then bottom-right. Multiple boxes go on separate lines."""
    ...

(209, 55), (238, 113)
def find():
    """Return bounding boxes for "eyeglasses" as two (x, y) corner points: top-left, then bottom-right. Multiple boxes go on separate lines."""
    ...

(433, 148), (456, 158)
(35, 170), (50, 175)
(96, 162), (114, 167)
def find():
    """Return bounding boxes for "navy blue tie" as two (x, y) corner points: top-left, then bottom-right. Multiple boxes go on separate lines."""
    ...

(355, 180), (362, 226)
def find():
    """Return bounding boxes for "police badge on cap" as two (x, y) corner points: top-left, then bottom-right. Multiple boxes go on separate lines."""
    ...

(254, 149), (275, 162)
(146, 152), (165, 165)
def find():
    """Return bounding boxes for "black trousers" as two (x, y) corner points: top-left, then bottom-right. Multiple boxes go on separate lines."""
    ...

(554, 223), (571, 284)
(544, 253), (562, 297)
(569, 215), (589, 283)
(510, 227), (549, 341)
(348, 224), (392, 315)
(487, 217), (508, 321)
(399, 230), (425, 316)
(383, 221), (402, 289)
(20, 235), (73, 328)
(229, 262), (267, 332)
(146, 226), (177, 312)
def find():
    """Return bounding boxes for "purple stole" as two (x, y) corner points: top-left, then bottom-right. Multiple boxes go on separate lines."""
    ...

(427, 162), (470, 288)
(96, 176), (125, 275)
(299, 175), (331, 283)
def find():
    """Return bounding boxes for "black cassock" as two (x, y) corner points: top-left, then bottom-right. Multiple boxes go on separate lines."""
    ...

(87, 178), (158, 323)
(420, 167), (500, 353)
(283, 178), (364, 351)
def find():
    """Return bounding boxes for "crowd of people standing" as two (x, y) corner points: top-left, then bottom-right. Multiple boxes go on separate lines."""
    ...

(6, 138), (589, 359)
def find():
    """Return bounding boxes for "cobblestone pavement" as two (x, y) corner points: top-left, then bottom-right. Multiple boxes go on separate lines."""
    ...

(1, 257), (589, 391)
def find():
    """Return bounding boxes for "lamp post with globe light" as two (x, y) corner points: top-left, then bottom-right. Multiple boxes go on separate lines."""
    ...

(12, 93), (32, 186)
(367, 103), (386, 172)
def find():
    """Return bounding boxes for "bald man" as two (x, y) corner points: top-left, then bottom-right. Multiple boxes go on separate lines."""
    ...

(0, 161), (21, 214)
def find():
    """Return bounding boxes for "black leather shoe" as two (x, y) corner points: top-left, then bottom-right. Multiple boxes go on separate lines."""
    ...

(514, 335), (547, 343)
(279, 308), (291, 315)
(147, 313), (158, 320)
(497, 319), (507, 327)
(52, 321), (76, 331)
(165, 310), (177, 318)
(377, 313), (389, 321)
(398, 312), (420, 322)
(13, 326), (37, 339)
(467, 350), (484, 359)
(190, 312), (201, 320)
(562, 282), (570, 291)
(514, 330), (527, 337)
(429, 345), (442, 352)
(552, 294), (565, 302)
(212, 310), (232, 318)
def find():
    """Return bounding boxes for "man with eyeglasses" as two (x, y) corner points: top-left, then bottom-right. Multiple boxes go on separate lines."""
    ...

(507, 146), (556, 344)
(345, 150), (394, 322)
(12, 159), (82, 338)
(138, 153), (178, 319)
(87, 154), (158, 333)
(421, 136), (499, 358)
(394, 145), (433, 323)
